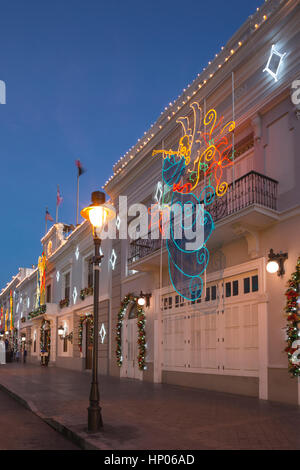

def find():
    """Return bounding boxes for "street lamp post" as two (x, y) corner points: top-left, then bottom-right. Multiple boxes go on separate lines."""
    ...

(80, 191), (115, 433)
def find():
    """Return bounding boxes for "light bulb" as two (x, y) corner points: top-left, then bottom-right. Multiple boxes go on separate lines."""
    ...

(88, 206), (107, 228)
(138, 297), (146, 306)
(266, 260), (279, 274)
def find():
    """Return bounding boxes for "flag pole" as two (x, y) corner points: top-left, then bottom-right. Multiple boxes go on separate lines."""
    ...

(76, 171), (79, 225)
(56, 185), (59, 223)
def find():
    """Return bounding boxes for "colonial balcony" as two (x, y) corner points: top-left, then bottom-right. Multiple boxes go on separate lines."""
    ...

(128, 171), (279, 271)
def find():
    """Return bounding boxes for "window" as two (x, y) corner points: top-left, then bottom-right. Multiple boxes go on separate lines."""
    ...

(211, 285), (217, 301)
(64, 272), (70, 300)
(205, 287), (210, 301)
(252, 275), (258, 292)
(225, 282), (231, 298)
(128, 303), (138, 319)
(46, 285), (51, 303)
(244, 277), (250, 294)
(233, 280), (238, 296)
(87, 258), (93, 288)
(63, 337), (68, 353)
(34, 339), (36, 353)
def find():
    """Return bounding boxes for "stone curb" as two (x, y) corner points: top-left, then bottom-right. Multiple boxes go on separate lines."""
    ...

(0, 382), (105, 450)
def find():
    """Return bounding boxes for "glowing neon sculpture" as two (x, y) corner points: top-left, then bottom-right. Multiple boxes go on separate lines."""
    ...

(263, 45), (286, 82)
(152, 102), (235, 301)
(0, 306), (3, 330)
(36, 252), (47, 308)
(10, 290), (13, 330)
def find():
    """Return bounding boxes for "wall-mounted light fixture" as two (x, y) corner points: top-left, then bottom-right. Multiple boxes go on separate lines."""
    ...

(266, 249), (288, 276)
(58, 325), (64, 337)
(138, 291), (152, 308)
(58, 324), (73, 342)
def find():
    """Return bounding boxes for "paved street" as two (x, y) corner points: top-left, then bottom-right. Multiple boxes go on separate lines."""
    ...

(0, 388), (79, 450)
(0, 363), (300, 450)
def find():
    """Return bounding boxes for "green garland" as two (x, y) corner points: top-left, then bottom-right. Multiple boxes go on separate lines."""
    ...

(137, 308), (146, 370)
(78, 314), (93, 352)
(28, 304), (46, 320)
(116, 294), (146, 371)
(284, 256), (300, 377)
(80, 287), (93, 300)
(59, 298), (69, 309)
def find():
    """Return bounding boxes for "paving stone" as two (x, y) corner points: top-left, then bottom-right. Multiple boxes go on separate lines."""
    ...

(0, 363), (300, 450)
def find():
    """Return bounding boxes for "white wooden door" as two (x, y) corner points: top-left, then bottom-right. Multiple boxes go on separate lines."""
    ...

(220, 302), (259, 375)
(125, 319), (142, 380)
(161, 270), (260, 377)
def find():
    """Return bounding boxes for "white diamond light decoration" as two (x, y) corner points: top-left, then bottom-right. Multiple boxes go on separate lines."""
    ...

(56, 271), (60, 282)
(73, 286), (78, 305)
(109, 249), (117, 270)
(75, 246), (80, 260)
(263, 45), (286, 82)
(116, 215), (121, 230)
(27, 297), (30, 309)
(154, 181), (163, 206)
(99, 323), (106, 344)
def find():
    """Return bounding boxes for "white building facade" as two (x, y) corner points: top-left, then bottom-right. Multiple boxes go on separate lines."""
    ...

(0, 0), (299, 407)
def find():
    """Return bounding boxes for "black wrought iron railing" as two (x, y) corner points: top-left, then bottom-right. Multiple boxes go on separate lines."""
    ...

(128, 171), (278, 264)
(208, 170), (278, 222)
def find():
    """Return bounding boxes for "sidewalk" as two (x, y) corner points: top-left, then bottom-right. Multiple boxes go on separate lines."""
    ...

(0, 363), (300, 450)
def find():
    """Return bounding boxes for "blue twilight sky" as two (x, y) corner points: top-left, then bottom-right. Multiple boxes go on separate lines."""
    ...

(0, 0), (261, 288)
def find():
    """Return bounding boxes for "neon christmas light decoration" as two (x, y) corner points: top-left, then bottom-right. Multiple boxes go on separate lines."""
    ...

(109, 249), (117, 270)
(152, 102), (235, 301)
(10, 290), (13, 330)
(263, 45), (286, 82)
(36, 252), (47, 308)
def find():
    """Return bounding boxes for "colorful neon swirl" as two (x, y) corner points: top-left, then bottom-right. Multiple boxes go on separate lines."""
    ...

(152, 102), (235, 300)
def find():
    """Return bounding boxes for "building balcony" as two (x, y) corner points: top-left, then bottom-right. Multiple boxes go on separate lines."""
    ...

(128, 171), (278, 270)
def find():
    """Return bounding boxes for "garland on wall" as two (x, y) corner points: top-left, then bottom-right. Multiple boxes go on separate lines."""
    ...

(284, 256), (300, 377)
(116, 294), (146, 371)
(40, 319), (51, 354)
(80, 287), (93, 300)
(78, 314), (94, 352)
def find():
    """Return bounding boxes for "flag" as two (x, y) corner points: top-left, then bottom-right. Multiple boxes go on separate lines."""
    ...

(56, 185), (63, 207)
(45, 208), (54, 222)
(75, 159), (86, 176)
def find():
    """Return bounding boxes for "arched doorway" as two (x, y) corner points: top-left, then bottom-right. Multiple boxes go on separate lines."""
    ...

(121, 302), (142, 380)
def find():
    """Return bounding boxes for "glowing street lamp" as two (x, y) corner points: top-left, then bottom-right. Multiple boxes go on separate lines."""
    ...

(81, 191), (115, 432)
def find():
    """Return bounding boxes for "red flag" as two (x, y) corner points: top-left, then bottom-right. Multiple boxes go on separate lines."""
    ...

(75, 159), (86, 176)
(56, 185), (63, 207)
(45, 208), (54, 222)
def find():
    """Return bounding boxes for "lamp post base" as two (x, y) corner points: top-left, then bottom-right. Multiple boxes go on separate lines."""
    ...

(88, 404), (103, 432)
